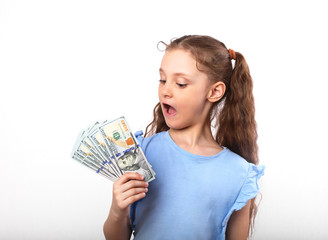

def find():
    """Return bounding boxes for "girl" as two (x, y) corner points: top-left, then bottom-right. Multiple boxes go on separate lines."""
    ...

(103, 35), (265, 240)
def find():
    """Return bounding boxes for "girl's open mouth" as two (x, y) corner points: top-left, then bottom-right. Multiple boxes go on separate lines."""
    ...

(162, 103), (177, 117)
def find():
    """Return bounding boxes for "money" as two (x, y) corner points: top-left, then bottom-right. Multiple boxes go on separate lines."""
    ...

(71, 117), (155, 182)
(72, 152), (116, 181)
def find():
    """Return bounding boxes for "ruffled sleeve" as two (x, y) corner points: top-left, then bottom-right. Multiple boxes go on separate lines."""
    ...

(222, 163), (265, 231)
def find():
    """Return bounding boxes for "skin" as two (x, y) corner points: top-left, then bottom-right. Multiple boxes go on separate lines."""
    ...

(103, 49), (251, 240)
(103, 172), (147, 240)
(226, 200), (251, 240)
(158, 49), (225, 156)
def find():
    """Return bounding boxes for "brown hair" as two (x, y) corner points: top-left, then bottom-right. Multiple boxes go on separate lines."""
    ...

(145, 35), (259, 237)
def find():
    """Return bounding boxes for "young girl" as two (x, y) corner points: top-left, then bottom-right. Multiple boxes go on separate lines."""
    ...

(103, 35), (265, 240)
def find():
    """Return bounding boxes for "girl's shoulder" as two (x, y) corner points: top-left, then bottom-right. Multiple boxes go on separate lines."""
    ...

(220, 148), (265, 179)
(220, 147), (249, 166)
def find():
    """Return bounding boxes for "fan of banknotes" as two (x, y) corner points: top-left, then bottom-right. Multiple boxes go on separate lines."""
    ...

(71, 116), (156, 182)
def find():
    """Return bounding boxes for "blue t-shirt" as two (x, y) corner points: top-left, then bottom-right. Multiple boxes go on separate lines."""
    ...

(130, 130), (265, 240)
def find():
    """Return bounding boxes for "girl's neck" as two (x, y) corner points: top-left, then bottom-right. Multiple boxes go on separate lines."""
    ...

(168, 121), (222, 156)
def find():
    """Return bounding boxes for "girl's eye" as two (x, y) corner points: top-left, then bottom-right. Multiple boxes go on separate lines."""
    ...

(177, 83), (187, 88)
(159, 80), (166, 84)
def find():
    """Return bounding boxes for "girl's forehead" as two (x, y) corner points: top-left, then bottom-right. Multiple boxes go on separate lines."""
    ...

(160, 49), (199, 75)
(162, 49), (194, 63)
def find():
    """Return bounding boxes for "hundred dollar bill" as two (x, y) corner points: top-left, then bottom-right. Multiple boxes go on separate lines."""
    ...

(73, 152), (109, 177)
(74, 149), (114, 177)
(71, 130), (119, 179)
(72, 152), (116, 181)
(87, 127), (122, 177)
(98, 116), (155, 182)
(81, 136), (121, 178)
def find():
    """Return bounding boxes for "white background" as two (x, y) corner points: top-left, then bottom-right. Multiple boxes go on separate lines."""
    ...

(1, 0), (327, 239)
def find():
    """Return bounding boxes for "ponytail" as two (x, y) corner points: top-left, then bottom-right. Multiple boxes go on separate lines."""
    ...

(216, 52), (258, 165)
(215, 51), (259, 237)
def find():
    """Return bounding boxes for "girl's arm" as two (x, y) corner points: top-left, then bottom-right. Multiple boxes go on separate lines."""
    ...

(226, 200), (251, 240)
(103, 172), (148, 240)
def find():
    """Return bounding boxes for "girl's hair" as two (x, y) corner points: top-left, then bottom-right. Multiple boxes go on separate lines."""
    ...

(145, 35), (259, 237)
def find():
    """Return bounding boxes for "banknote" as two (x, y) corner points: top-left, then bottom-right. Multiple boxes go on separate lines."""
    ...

(71, 117), (155, 182)
(71, 129), (119, 179)
(72, 152), (115, 181)
(97, 117), (155, 182)
(87, 127), (122, 177)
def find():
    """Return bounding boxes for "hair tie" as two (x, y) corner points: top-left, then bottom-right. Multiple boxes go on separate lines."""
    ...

(229, 49), (236, 60)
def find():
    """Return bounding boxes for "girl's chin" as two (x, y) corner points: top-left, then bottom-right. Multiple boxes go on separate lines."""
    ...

(164, 118), (186, 130)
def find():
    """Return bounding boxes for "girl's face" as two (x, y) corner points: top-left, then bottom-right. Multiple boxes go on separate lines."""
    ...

(158, 49), (213, 130)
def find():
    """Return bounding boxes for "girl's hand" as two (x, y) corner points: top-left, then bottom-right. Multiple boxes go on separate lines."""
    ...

(110, 172), (148, 220)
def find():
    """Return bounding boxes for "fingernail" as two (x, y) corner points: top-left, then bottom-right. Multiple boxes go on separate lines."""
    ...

(145, 188), (148, 192)
(140, 175), (144, 180)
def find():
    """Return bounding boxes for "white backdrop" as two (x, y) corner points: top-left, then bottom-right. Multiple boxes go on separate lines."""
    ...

(1, 1), (327, 239)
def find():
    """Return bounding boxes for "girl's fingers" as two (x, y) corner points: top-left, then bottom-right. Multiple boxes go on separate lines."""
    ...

(119, 180), (148, 193)
(121, 187), (148, 201)
(113, 188), (147, 211)
(122, 192), (147, 208)
(112, 172), (148, 211)
(115, 172), (144, 185)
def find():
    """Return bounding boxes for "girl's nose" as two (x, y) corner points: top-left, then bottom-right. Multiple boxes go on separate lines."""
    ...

(163, 86), (173, 98)
(161, 82), (173, 98)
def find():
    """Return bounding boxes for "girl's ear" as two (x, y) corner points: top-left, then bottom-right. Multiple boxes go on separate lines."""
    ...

(207, 82), (226, 103)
